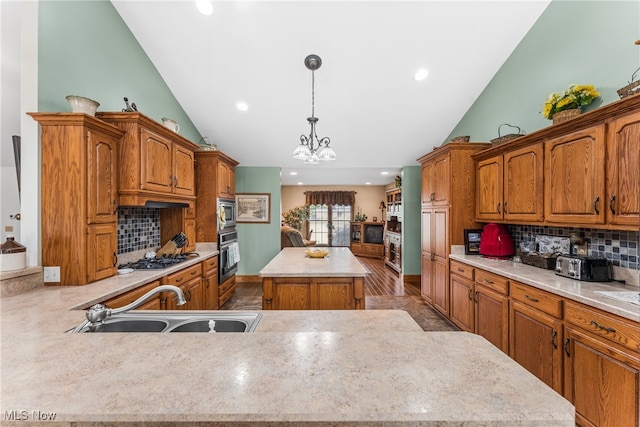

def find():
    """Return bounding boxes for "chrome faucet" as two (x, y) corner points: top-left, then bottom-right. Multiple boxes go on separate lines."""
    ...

(84, 285), (186, 331)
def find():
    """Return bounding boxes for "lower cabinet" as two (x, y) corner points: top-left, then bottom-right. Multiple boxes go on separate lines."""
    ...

(448, 259), (640, 427)
(162, 263), (203, 310)
(202, 256), (219, 310)
(474, 270), (509, 354)
(420, 253), (433, 304)
(103, 280), (161, 310)
(564, 301), (640, 427)
(218, 275), (237, 308)
(449, 261), (475, 332)
(262, 276), (364, 310)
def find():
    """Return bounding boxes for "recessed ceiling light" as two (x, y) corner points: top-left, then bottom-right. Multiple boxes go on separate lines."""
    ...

(414, 68), (429, 82)
(236, 101), (248, 112)
(365, 182), (371, 185)
(381, 171), (389, 175)
(196, 0), (213, 16)
(290, 172), (298, 175)
(297, 182), (304, 185)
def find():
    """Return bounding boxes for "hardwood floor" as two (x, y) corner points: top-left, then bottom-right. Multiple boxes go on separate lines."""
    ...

(226, 255), (458, 332)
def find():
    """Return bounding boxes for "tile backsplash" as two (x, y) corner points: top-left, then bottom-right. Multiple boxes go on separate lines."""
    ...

(510, 225), (639, 270)
(117, 207), (161, 254)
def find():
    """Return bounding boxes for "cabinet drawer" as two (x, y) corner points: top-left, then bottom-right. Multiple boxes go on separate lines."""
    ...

(163, 263), (203, 286)
(511, 281), (562, 318)
(565, 301), (639, 352)
(450, 260), (474, 281)
(219, 275), (236, 295)
(202, 256), (218, 274)
(218, 277), (236, 307)
(475, 270), (508, 295)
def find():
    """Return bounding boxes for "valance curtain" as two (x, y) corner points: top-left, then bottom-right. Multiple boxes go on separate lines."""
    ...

(304, 191), (356, 206)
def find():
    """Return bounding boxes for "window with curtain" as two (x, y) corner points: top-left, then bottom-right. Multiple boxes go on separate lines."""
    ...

(305, 191), (356, 247)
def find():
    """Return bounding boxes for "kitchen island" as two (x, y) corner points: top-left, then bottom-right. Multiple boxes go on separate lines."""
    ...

(259, 247), (369, 310)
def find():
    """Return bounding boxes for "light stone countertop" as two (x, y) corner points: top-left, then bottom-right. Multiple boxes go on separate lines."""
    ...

(1, 249), (574, 425)
(449, 253), (639, 322)
(259, 247), (369, 277)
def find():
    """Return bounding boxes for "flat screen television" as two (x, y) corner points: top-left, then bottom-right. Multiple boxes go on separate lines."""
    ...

(364, 224), (384, 244)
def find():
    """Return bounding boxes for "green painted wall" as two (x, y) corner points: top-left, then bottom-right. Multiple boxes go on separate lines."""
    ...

(447, 0), (639, 142)
(38, 0), (201, 144)
(401, 166), (421, 276)
(235, 167), (282, 275)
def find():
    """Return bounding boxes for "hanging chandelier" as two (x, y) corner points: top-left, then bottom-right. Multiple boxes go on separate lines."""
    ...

(292, 54), (336, 164)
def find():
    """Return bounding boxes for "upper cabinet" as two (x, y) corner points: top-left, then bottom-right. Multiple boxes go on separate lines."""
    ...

(421, 151), (450, 206)
(606, 111), (640, 227)
(194, 151), (239, 242)
(473, 94), (640, 231)
(476, 144), (544, 223)
(544, 125), (606, 225)
(97, 112), (199, 206)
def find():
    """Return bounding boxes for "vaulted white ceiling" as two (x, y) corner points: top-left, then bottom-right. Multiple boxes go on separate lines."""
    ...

(112, 0), (550, 185)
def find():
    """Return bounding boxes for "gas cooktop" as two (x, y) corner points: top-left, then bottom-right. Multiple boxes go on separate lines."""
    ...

(118, 254), (198, 270)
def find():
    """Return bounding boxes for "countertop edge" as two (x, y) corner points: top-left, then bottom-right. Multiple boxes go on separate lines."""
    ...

(449, 254), (639, 322)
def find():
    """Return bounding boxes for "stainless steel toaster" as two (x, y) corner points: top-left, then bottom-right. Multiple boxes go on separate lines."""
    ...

(555, 255), (611, 282)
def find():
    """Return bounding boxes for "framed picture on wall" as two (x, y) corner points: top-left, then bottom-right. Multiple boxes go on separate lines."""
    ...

(464, 229), (483, 255)
(236, 193), (271, 223)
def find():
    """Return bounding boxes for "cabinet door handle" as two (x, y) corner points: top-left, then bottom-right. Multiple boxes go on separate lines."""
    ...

(609, 195), (616, 214)
(190, 270), (198, 276)
(484, 279), (494, 285)
(174, 176), (179, 188)
(590, 320), (616, 333)
(457, 268), (465, 273)
(468, 288), (473, 300)
(169, 175), (173, 187)
(473, 291), (478, 303)
(594, 196), (600, 215)
(430, 253), (435, 261)
(112, 252), (117, 267)
(563, 338), (570, 357)
(186, 289), (192, 302)
(524, 294), (539, 303)
(503, 201), (508, 213)
(175, 277), (184, 283)
(551, 330), (558, 350)
(113, 199), (119, 215)
(496, 203), (501, 214)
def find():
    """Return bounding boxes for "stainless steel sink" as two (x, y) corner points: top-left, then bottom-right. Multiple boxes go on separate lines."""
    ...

(69, 312), (262, 333)
(167, 319), (249, 333)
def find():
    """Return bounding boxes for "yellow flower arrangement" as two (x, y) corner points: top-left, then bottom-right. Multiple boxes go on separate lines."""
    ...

(542, 84), (600, 119)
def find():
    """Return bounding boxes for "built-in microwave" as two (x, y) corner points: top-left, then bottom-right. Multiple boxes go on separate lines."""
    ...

(217, 198), (236, 230)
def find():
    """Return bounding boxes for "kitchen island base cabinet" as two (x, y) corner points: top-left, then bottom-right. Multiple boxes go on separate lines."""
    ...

(262, 277), (365, 310)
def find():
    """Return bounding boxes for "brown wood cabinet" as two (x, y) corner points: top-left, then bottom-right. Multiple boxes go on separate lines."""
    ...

(350, 222), (384, 259)
(545, 125), (606, 225)
(509, 281), (564, 394)
(194, 150), (239, 242)
(449, 260), (475, 332)
(418, 142), (489, 316)
(202, 256), (219, 310)
(474, 270), (509, 354)
(262, 276), (364, 310)
(96, 112), (198, 207)
(29, 113), (124, 286)
(564, 301), (640, 427)
(449, 258), (640, 426)
(218, 275), (237, 308)
(606, 110), (640, 227)
(476, 144), (544, 223)
(103, 281), (161, 310)
(162, 263), (203, 310)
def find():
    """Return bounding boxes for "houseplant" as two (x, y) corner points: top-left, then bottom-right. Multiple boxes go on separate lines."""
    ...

(282, 205), (309, 231)
(542, 84), (600, 124)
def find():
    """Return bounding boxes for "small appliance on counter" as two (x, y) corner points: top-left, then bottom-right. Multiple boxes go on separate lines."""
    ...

(555, 255), (612, 282)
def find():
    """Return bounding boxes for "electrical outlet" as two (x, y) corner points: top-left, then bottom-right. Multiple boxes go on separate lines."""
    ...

(43, 266), (60, 282)
(576, 243), (588, 256)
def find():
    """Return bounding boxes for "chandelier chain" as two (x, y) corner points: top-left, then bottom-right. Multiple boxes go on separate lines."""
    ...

(311, 70), (315, 118)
